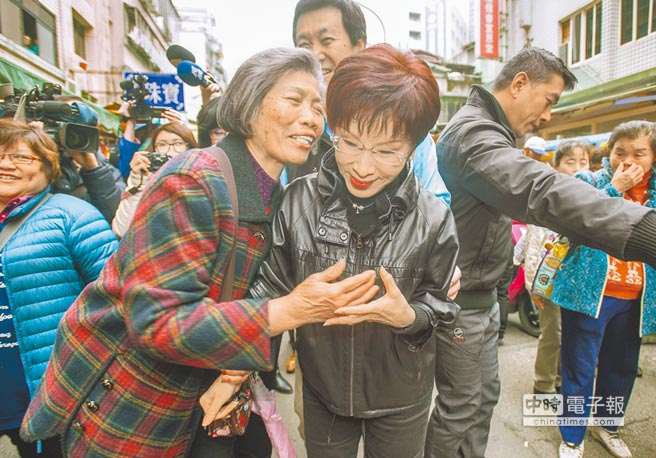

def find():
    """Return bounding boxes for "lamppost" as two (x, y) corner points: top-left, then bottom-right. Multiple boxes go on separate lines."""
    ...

(357, 2), (387, 43)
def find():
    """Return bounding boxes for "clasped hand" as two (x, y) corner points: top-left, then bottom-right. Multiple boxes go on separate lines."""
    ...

(199, 369), (251, 428)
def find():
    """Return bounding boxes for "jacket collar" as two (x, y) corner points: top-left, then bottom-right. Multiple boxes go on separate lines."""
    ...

(317, 149), (419, 222)
(6, 187), (51, 218)
(216, 134), (281, 223)
(469, 85), (516, 141)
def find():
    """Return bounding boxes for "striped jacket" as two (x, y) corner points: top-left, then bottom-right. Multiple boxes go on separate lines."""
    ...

(21, 135), (278, 457)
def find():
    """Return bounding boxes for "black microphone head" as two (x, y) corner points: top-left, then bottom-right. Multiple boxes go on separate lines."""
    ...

(166, 45), (196, 65)
(119, 79), (134, 90)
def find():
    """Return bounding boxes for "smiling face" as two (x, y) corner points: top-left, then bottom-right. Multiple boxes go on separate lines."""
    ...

(507, 73), (565, 137)
(609, 134), (655, 175)
(246, 70), (324, 178)
(334, 120), (413, 198)
(294, 6), (365, 84)
(0, 141), (49, 207)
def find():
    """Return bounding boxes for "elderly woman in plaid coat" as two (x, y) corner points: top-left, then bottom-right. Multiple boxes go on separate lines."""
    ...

(20, 48), (379, 458)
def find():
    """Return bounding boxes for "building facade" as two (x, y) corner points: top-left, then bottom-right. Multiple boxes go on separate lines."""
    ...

(470, 0), (656, 141)
(1, 0), (226, 134)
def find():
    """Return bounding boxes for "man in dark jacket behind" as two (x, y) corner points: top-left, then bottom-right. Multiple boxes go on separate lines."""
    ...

(424, 47), (656, 458)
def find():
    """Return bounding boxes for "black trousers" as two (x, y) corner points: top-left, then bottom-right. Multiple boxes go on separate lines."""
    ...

(188, 413), (271, 458)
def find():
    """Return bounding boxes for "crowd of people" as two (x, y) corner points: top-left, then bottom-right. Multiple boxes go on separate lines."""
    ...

(1, 1), (655, 458)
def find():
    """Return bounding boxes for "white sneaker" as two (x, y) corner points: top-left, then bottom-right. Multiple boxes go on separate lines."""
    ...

(559, 440), (584, 458)
(591, 427), (632, 458)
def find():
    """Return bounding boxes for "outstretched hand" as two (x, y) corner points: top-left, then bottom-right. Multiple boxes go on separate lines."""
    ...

(324, 266), (415, 328)
(268, 259), (379, 335)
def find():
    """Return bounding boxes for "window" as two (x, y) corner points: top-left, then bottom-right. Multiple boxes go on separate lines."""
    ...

(621, 0), (656, 43)
(409, 12), (421, 22)
(559, 2), (602, 65)
(73, 14), (87, 59)
(409, 30), (421, 40)
(0, 0), (57, 65)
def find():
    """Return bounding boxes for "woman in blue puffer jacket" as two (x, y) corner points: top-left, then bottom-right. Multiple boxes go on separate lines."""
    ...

(0, 119), (117, 458)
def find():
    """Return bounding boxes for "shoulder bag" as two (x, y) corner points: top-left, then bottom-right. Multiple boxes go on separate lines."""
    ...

(200, 147), (254, 438)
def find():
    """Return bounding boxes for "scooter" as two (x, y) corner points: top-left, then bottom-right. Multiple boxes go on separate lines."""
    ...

(508, 221), (541, 337)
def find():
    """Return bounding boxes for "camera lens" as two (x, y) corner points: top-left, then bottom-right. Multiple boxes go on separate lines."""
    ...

(64, 125), (88, 151)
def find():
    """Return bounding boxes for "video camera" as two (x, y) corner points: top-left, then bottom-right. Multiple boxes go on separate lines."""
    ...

(120, 74), (167, 123)
(0, 82), (100, 153)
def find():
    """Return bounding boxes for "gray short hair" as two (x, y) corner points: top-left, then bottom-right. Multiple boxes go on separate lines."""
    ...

(217, 48), (324, 138)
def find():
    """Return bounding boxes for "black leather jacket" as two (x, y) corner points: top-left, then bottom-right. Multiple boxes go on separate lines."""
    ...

(249, 152), (459, 417)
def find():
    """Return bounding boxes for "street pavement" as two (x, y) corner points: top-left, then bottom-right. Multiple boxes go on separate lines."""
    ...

(2, 313), (654, 457)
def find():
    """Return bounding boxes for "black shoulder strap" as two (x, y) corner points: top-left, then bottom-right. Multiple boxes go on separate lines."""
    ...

(203, 146), (239, 302)
(0, 193), (52, 250)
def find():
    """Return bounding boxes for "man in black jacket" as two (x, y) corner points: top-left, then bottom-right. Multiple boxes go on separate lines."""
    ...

(424, 47), (656, 458)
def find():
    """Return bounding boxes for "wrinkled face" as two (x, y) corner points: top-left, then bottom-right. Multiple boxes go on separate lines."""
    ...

(334, 120), (414, 199)
(556, 147), (590, 176)
(249, 70), (324, 168)
(153, 131), (188, 157)
(609, 135), (655, 175)
(0, 141), (49, 206)
(294, 6), (365, 84)
(509, 74), (565, 137)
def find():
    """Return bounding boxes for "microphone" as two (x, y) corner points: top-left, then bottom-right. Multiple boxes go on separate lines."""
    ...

(31, 101), (77, 119)
(166, 44), (196, 67)
(176, 60), (218, 88)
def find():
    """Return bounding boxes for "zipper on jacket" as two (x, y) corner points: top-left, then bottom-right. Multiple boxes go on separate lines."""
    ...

(350, 233), (365, 416)
(595, 255), (611, 319)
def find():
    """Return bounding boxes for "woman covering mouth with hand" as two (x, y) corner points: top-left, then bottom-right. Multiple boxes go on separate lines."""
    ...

(249, 44), (460, 458)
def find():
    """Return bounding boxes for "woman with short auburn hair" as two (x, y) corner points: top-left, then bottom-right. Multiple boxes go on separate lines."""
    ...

(249, 44), (460, 458)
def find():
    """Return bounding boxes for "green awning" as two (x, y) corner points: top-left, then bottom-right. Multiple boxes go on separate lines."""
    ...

(554, 67), (656, 114)
(0, 57), (120, 135)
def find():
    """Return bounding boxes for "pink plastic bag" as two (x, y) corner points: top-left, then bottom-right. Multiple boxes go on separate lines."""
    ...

(250, 375), (296, 458)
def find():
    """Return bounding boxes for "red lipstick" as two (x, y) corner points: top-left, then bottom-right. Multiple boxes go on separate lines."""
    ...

(350, 176), (372, 190)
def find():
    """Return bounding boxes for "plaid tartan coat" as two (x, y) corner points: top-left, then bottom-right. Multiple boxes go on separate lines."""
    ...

(21, 135), (279, 457)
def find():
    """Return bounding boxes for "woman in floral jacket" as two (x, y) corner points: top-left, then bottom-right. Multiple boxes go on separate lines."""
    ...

(552, 120), (656, 458)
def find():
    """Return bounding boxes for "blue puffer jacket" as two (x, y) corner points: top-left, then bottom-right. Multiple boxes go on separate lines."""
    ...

(3, 188), (118, 395)
(552, 159), (656, 336)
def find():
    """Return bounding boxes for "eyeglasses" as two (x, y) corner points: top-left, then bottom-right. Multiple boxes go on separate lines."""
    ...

(154, 141), (188, 154)
(0, 152), (42, 165)
(332, 136), (409, 166)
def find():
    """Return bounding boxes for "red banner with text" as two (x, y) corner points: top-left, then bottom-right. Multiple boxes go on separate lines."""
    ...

(480, 0), (499, 59)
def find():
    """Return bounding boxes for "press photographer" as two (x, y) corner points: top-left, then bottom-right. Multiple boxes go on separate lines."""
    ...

(0, 82), (126, 222)
(111, 120), (197, 238)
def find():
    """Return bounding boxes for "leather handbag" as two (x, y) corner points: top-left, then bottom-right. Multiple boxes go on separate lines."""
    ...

(206, 381), (253, 438)
(531, 234), (570, 300)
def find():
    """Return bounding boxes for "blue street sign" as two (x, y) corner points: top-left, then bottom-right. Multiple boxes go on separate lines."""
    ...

(123, 72), (185, 112)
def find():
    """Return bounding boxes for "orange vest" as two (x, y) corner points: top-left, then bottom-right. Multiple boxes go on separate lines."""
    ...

(604, 174), (650, 300)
